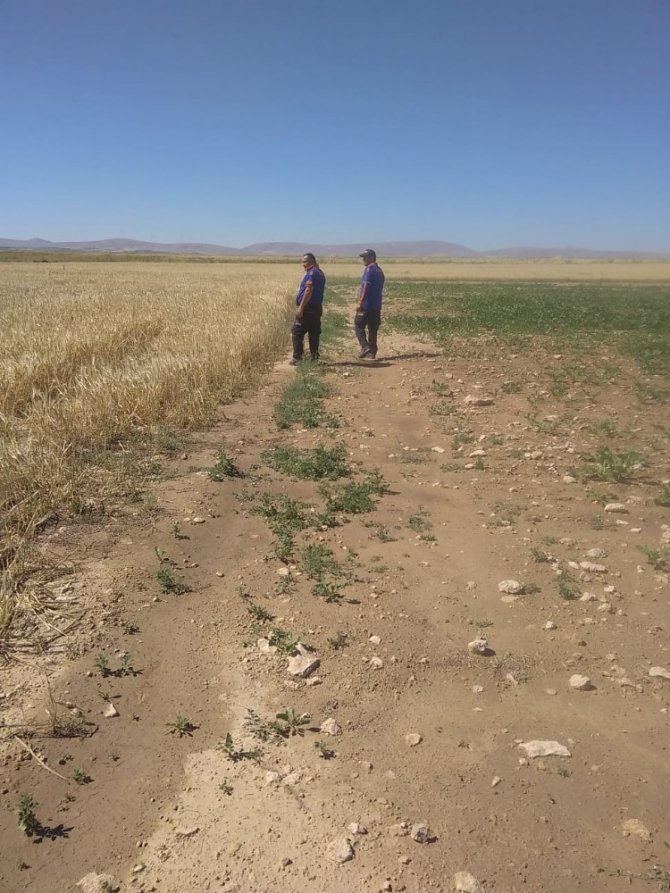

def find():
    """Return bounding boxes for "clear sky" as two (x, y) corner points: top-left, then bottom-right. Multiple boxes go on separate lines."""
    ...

(2, 0), (668, 251)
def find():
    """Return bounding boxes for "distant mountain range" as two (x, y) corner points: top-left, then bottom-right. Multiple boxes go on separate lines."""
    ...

(0, 237), (667, 259)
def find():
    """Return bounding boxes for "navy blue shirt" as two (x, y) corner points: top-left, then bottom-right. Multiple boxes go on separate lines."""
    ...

(296, 266), (326, 307)
(360, 263), (385, 311)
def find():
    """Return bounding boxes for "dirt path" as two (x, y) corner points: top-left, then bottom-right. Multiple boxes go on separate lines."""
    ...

(1, 330), (669, 893)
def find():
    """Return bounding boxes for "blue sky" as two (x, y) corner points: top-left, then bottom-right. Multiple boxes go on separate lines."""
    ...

(2, 0), (668, 251)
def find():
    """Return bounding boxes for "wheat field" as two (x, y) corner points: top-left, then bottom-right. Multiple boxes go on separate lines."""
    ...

(0, 262), (299, 635)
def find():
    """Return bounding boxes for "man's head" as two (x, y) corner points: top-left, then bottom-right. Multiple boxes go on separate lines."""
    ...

(359, 248), (376, 265)
(302, 252), (316, 269)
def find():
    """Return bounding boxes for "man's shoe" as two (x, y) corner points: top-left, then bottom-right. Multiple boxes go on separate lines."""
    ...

(289, 357), (302, 366)
(310, 353), (320, 362)
(358, 348), (371, 359)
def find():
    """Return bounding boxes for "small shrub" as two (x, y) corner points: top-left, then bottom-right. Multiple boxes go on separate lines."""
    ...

(655, 483), (670, 507)
(17, 795), (39, 836)
(580, 446), (644, 484)
(208, 450), (242, 480)
(166, 715), (196, 737)
(327, 631), (349, 649)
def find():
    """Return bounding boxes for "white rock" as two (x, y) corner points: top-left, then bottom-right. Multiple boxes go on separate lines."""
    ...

(431, 446), (446, 453)
(464, 395), (494, 406)
(518, 740), (571, 758)
(103, 703), (119, 718)
(410, 823), (432, 843)
(563, 475), (577, 484)
(77, 874), (120, 893)
(370, 656), (384, 669)
(468, 638), (489, 655)
(277, 567), (290, 577)
(544, 621), (557, 630)
(192, 516), (206, 524)
(649, 666), (670, 680)
(369, 635), (381, 645)
(175, 826), (200, 838)
(586, 548), (607, 560)
(265, 771), (281, 785)
(604, 503), (628, 513)
(258, 638), (278, 654)
(469, 449), (486, 457)
(491, 776), (501, 787)
(472, 684), (484, 693)
(287, 653), (320, 677)
(569, 674), (592, 691)
(327, 838), (355, 863)
(348, 822), (368, 835)
(580, 561), (607, 573)
(454, 871), (485, 893)
(405, 733), (422, 747)
(388, 822), (409, 836)
(320, 718), (342, 736)
(498, 579), (522, 594)
(622, 818), (652, 842)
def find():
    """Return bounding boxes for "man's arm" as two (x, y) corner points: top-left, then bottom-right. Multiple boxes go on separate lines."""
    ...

(357, 268), (369, 311)
(297, 282), (313, 317)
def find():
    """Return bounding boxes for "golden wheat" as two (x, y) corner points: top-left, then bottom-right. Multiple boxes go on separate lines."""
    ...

(0, 262), (298, 634)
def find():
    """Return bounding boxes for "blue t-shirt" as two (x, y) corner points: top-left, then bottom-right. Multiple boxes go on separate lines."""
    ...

(296, 266), (326, 307)
(360, 263), (385, 311)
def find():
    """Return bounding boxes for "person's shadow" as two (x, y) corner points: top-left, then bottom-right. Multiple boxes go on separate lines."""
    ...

(324, 350), (443, 368)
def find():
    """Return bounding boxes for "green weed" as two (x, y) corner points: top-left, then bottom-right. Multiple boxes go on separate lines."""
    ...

(637, 545), (668, 571)
(301, 544), (341, 578)
(580, 446), (644, 483)
(17, 794), (39, 836)
(321, 471), (388, 514)
(655, 483), (670, 507)
(245, 600), (275, 622)
(72, 768), (92, 785)
(327, 631), (349, 650)
(452, 431), (474, 452)
(274, 708), (311, 737)
(274, 366), (337, 429)
(268, 628), (301, 655)
(312, 577), (345, 603)
(156, 566), (189, 595)
(527, 414), (562, 435)
(207, 449), (242, 480)
(315, 740), (336, 759)
(252, 492), (309, 561)
(217, 733), (263, 763)
(501, 380), (522, 394)
(557, 571), (580, 601)
(166, 715), (196, 737)
(588, 420), (619, 438)
(262, 443), (348, 480)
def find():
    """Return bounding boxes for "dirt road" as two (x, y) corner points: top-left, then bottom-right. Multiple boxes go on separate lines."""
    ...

(2, 331), (669, 893)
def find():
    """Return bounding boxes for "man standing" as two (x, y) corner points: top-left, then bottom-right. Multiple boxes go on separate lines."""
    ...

(355, 248), (385, 360)
(291, 252), (326, 365)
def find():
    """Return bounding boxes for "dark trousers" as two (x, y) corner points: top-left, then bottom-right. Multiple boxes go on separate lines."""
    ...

(292, 308), (322, 360)
(354, 309), (381, 356)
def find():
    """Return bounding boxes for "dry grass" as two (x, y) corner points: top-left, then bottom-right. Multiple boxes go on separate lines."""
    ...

(0, 262), (296, 642)
(321, 258), (670, 281)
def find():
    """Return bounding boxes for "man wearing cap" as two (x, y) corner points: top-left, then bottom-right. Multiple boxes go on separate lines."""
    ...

(290, 252), (326, 365)
(355, 249), (385, 359)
